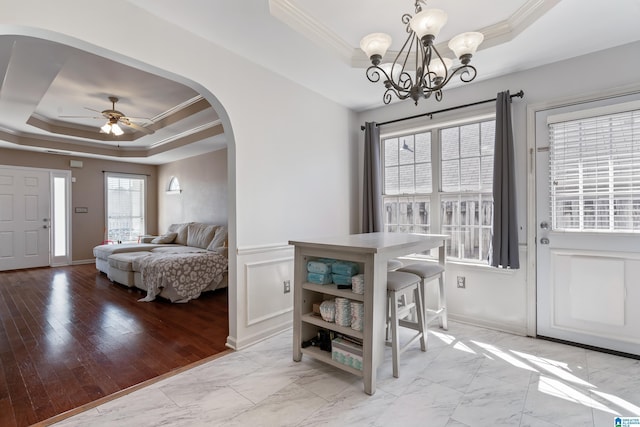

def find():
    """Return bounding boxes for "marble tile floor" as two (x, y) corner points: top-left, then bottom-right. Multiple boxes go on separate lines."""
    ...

(49, 322), (640, 427)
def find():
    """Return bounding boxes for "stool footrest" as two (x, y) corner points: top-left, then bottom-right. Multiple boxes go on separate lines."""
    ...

(398, 319), (422, 331)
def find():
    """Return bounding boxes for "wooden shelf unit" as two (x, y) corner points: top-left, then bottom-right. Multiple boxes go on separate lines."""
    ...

(290, 232), (448, 395)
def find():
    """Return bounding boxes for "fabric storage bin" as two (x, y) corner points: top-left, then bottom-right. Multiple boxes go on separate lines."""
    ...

(307, 272), (332, 284)
(332, 274), (353, 286)
(332, 261), (359, 276)
(307, 259), (333, 274)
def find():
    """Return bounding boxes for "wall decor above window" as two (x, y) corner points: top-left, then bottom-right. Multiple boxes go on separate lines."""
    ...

(166, 176), (182, 194)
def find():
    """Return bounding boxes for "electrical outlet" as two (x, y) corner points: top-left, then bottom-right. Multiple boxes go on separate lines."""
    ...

(283, 280), (291, 294)
(456, 276), (466, 288)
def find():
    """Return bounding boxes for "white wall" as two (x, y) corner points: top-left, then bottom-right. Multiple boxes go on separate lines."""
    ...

(358, 41), (640, 335)
(1, 0), (358, 349)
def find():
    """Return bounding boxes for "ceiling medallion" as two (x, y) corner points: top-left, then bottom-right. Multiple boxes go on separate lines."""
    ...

(360, 0), (484, 105)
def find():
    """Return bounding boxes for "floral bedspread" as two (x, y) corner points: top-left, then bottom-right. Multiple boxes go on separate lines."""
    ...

(138, 251), (227, 302)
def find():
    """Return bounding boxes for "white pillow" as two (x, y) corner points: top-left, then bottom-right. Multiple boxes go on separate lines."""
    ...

(206, 226), (227, 253)
(187, 223), (218, 249)
(173, 223), (191, 245)
(151, 232), (177, 244)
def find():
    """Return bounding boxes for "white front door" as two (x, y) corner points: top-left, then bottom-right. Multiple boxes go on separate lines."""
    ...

(0, 167), (51, 270)
(535, 94), (640, 356)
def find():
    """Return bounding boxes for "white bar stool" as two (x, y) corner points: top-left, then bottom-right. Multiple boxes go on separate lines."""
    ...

(387, 259), (404, 271)
(386, 271), (426, 378)
(397, 262), (447, 330)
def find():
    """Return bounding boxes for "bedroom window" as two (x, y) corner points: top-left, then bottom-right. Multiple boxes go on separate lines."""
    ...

(105, 173), (146, 243)
(381, 117), (495, 263)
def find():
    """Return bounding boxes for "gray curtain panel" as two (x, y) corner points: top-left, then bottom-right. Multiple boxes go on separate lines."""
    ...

(490, 91), (520, 268)
(362, 122), (383, 233)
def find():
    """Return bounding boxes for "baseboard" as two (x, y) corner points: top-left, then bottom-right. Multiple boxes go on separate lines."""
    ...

(71, 259), (95, 265)
(449, 313), (529, 337)
(226, 321), (292, 350)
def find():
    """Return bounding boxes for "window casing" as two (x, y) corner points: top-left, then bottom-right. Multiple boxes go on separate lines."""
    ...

(382, 117), (495, 263)
(105, 173), (146, 243)
(549, 108), (640, 233)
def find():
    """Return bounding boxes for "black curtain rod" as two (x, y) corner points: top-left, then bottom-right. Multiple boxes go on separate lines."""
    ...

(360, 90), (524, 130)
(102, 170), (151, 177)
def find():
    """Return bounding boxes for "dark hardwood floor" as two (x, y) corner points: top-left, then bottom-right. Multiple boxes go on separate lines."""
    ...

(0, 264), (229, 427)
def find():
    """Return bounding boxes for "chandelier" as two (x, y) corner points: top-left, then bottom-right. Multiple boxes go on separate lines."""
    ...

(360, 0), (484, 105)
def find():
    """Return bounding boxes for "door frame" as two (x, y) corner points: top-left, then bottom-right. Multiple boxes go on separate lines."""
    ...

(525, 83), (640, 337)
(51, 169), (72, 267)
(0, 164), (72, 269)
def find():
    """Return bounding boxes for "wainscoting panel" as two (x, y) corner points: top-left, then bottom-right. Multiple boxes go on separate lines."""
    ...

(245, 256), (294, 326)
(550, 250), (640, 345)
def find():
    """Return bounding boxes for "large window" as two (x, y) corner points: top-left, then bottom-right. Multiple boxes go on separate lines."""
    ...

(382, 118), (495, 263)
(384, 132), (432, 233)
(105, 173), (146, 243)
(549, 108), (640, 232)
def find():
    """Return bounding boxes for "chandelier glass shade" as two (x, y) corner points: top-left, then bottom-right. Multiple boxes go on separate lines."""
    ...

(100, 119), (124, 136)
(360, 0), (484, 105)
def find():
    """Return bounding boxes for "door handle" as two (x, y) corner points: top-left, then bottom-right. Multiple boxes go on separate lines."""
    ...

(540, 237), (549, 245)
(540, 221), (549, 230)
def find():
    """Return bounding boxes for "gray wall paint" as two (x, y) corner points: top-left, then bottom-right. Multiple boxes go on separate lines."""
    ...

(157, 149), (228, 232)
(0, 148), (158, 262)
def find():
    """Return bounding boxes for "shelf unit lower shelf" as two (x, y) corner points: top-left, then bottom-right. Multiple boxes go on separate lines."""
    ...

(302, 282), (364, 301)
(300, 346), (363, 377)
(301, 313), (364, 340)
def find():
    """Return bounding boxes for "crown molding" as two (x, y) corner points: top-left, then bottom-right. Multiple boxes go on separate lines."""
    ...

(269, 0), (353, 62)
(269, 0), (560, 69)
(148, 120), (223, 149)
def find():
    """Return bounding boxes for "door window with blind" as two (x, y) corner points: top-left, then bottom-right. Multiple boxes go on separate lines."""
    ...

(382, 117), (495, 263)
(549, 107), (640, 232)
(105, 173), (146, 243)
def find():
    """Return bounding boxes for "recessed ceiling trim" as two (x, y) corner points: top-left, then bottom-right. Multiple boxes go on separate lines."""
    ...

(27, 114), (141, 141)
(269, 0), (560, 69)
(148, 96), (213, 132)
(0, 128), (148, 157)
(269, 0), (354, 62)
(148, 119), (222, 149)
(147, 123), (224, 157)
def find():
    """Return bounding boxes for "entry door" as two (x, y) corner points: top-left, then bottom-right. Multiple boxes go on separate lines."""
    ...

(535, 95), (640, 356)
(0, 167), (51, 270)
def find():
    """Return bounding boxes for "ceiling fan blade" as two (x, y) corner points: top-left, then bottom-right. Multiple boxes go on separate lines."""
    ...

(59, 115), (104, 119)
(120, 119), (154, 135)
(83, 107), (104, 114)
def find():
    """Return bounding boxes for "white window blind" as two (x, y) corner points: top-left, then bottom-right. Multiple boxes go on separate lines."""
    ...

(549, 108), (640, 232)
(106, 173), (146, 243)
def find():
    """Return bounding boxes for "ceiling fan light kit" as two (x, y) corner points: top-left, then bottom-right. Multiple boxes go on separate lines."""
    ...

(100, 120), (124, 136)
(360, 0), (484, 105)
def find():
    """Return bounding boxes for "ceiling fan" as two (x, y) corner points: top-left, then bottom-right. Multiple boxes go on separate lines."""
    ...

(62, 96), (154, 136)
